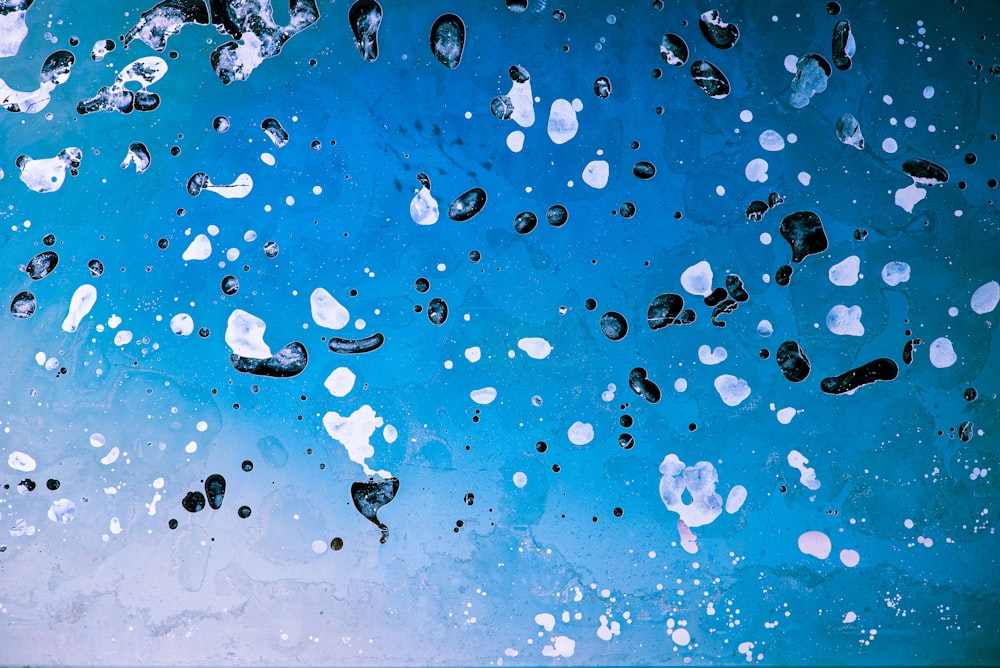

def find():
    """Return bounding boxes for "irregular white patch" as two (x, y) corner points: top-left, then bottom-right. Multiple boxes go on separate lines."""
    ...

(47, 498), (78, 524)
(506, 130), (525, 152)
(18, 147), (82, 193)
(894, 182), (926, 213)
(409, 185), (439, 225)
(547, 98), (579, 144)
(203, 173), (253, 198)
(798, 530), (832, 559)
(507, 78), (535, 128)
(680, 260), (713, 297)
(725, 485), (747, 514)
(881, 261), (911, 286)
(322, 405), (390, 477)
(181, 234), (212, 261)
(582, 160), (609, 189)
(464, 346), (481, 363)
(787, 449), (821, 490)
(8, 451), (37, 472)
(310, 288), (350, 330)
(776, 407), (797, 424)
(840, 549), (860, 567)
(744, 157), (769, 183)
(567, 421), (594, 445)
(542, 636), (575, 658)
(970, 280), (1000, 314)
(677, 519), (698, 554)
(324, 367), (356, 397)
(828, 256), (860, 286)
(843, 611), (858, 623)
(101, 446), (120, 465)
(61, 284), (97, 333)
(0, 10), (29, 58)
(929, 337), (957, 368)
(759, 130), (785, 151)
(783, 54), (799, 73)
(826, 304), (864, 336)
(596, 614), (621, 641)
(109, 517), (123, 535)
(534, 613), (556, 632)
(470, 387), (497, 405)
(225, 309), (272, 359)
(697, 345), (728, 365)
(170, 313), (194, 336)
(659, 454), (722, 528)
(517, 337), (552, 359)
(713, 374), (750, 406)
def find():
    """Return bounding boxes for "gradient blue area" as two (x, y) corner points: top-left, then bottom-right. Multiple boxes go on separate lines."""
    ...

(0, 0), (998, 665)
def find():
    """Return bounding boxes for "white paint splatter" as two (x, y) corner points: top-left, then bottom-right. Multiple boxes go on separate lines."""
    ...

(567, 421), (594, 445)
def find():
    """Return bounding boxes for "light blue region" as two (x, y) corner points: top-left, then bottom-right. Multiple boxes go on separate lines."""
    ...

(0, 0), (998, 665)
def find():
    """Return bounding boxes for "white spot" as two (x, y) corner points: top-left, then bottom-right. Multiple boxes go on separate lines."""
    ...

(203, 173), (253, 199)
(671, 628), (691, 646)
(541, 636), (575, 658)
(922, 85), (935, 99)
(113, 330), (133, 346)
(311, 539), (328, 554)
(546, 98), (580, 144)
(829, 256), (860, 286)
(582, 160), (609, 189)
(101, 446), (120, 465)
(894, 183), (927, 213)
(744, 157), (769, 183)
(674, 378), (688, 392)
(840, 549), (860, 567)
(470, 387), (497, 405)
(826, 304), (864, 336)
(47, 498), (77, 524)
(260, 152), (275, 166)
(512, 471), (527, 488)
(798, 171), (812, 186)
(783, 54), (799, 73)
(970, 281), (1000, 314)
(464, 346), (482, 363)
(310, 288), (350, 330)
(740, 109), (753, 122)
(90, 433), (106, 448)
(928, 337), (957, 368)
(788, 449), (821, 490)
(757, 320), (774, 337)
(776, 407), (797, 424)
(182, 234), (212, 261)
(659, 454), (723, 528)
(843, 611), (858, 623)
(322, 405), (390, 477)
(881, 261), (911, 286)
(225, 309), (272, 358)
(715, 185), (725, 196)
(697, 345), (728, 365)
(713, 374), (750, 406)
(61, 284), (98, 333)
(883, 95), (893, 104)
(324, 367), (356, 397)
(798, 531), (832, 559)
(725, 485), (747, 514)
(8, 451), (37, 472)
(517, 337), (553, 359)
(409, 185), (439, 226)
(383, 424), (398, 443)
(567, 421), (594, 445)
(170, 313), (194, 336)
(680, 260), (713, 297)
(534, 613), (556, 631)
(506, 130), (525, 152)
(507, 79), (535, 128)
(109, 517), (123, 535)
(760, 232), (772, 245)
(881, 137), (898, 153)
(759, 130), (785, 151)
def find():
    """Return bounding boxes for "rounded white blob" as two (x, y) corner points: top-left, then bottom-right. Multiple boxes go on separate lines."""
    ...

(506, 130), (525, 152)
(922, 85), (935, 99)
(826, 304), (864, 336)
(671, 628), (691, 646)
(744, 158), (769, 183)
(260, 152), (275, 166)
(840, 549), (860, 567)
(929, 337), (957, 368)
(757, 320), (774, 337)
(798, 530), (832, 559)
(324, 367), (356, 397)
(90, 433), (106, 448)
(971, 280), (1000, 314)
(182, 234), (212, 261)
(464, 346), (482, 363)
(170, 313), (194, 336)
(714, 374), (750, 406)
(881, 137), (898, 153)
(311, 539), (328, 554)
(760, 232), (772, 245)
(829, 256), (860, 286)
(697, 345), (728, 365)
(517, 337), (553, 359)
(582, 160), (610, 189)
(776, 407), (797, 424)
(47, 498), (77, 524)
(798, 171), (811, 186)
(567, 421), (594, 445)
(725, 485), (747, 514)
(513, 471), (527, 488)
(783, 54), (799, 73)
(759, 130), (785, 151)
(740, 109), (753, 122)
(8, 451), (37, 472)
(383, 424), (398, 443)
(470, 387), (498, 405)
(310, 288), (350, 330)
(680, 260), (713, 297)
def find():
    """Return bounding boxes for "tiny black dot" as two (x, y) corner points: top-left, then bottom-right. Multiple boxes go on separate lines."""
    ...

(168, 518), (178, 529)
